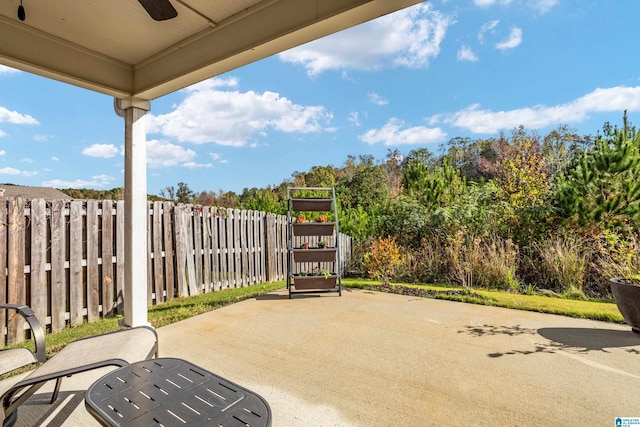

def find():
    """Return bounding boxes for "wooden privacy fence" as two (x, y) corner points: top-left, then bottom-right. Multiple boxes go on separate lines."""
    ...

(0, 198), (352, 344)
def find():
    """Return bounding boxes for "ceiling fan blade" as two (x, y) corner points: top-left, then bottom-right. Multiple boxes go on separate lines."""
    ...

(137, 0), (178, 21)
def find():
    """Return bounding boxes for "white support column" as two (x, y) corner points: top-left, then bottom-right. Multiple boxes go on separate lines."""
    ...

(115, 97), (151, 328)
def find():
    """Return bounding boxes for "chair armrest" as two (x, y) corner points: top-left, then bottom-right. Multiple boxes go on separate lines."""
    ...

(0, 304), (46, 363)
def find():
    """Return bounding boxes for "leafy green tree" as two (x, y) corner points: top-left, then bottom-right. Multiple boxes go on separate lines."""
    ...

(305, 165), (337, 188)
(336, 155), (389, 212)
(241, 187), (284, 214)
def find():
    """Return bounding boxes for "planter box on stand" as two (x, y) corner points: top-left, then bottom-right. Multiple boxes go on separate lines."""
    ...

(291, 198), (333, 212)
(292, 222), (335, 237)
(292, 274), (338, 290)
(293, 248), (337, 263)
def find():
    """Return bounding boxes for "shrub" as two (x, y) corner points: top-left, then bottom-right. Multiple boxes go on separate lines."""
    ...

(583, 228), (640, 297)
(363, 236), (404, 285)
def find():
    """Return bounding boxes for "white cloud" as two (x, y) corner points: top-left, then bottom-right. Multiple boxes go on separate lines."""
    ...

(0, 150), (5, 156)
(368, 92), (389, 106)
(496, 27), (523, 50)
(209, 152), (228, 163)
(43, 175), (114, 189)
(20, 158), (33, 163)
(478, 20), (500, 43)
(34, 134), (53, 142)
(146, 139), (196, 167)
(0, 167), (20, 175)
(51, 156), (60, 161)
(0, 106), (38, 125)
(183, 162), (212, 169)
(82, 143), (119, 158)
(473, 0), (556, 14)
(457, 45), (478, 62)
(442, 86), (640, 134)
(148, 78), (332, 147)
(0, 130), (5, 138)
(532, 0), (558, 14)
(348, 112), (361, 127)
(184, 76), (239, 92)
(0, 166), (37, 176)
(279, 3), (454, 76)
(473, 0), (512, 6)
(359, 118), (447, 146)
(0, 65), (19, 75)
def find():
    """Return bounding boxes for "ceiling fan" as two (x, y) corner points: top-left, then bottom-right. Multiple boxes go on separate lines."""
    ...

(16, 0), (178, 22)
(137, 0), (178, 21)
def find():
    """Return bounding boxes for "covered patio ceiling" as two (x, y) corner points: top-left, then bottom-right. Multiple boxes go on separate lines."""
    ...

(0, 0), (423, 327)
(0, 0), (423, 101)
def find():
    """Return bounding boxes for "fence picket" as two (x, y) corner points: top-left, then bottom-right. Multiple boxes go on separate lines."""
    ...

(193, 207), (203, 293)
(30, 199), (47, 325)
(185, 207), (197, 296)
(7, 198), (26, 343)
(51, 200), (68, 332)
(202, 207), (212, 293)
(152, 202), (163, 303)
(87, 200), (100, 322)
(102, 200), (114, 317)
(162, 202), (175, 300)
(226, 208), (234, 288)
(218, 208), (228, 290)
(211, 208), (220, 291)
(69, 201), (84, 327)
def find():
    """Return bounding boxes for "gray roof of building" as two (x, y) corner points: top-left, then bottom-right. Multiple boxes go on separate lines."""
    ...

(0, 185), (72, 200)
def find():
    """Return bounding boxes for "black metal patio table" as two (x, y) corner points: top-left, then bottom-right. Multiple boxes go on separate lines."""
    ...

(85, 357), (271, 426)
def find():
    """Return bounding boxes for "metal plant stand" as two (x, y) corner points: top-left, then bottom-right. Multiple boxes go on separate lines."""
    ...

(286, 187), (342, 298)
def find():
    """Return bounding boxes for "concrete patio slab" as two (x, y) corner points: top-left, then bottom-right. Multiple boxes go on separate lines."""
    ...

(2, 287), (639, 426)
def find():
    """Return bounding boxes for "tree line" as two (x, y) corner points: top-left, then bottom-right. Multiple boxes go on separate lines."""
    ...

(61, 113), (640, 298)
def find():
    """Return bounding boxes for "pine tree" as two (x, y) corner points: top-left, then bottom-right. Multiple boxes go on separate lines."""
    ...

(555, 111), (640, 230)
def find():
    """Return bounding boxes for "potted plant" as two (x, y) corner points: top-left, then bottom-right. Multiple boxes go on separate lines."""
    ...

(609, 278), (640, 334)
(317, 240), (326, 249)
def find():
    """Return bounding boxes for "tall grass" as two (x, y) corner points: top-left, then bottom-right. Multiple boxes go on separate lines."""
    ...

(534, 236), (589, 295)
(445, 233), (519, 291)
(472, 236), (519, 291)
(401, 239), (444, 283)
(348, 230), (640, 299)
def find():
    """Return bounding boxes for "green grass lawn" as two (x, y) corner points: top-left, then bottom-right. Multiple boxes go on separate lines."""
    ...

(343, 279), (624, 324)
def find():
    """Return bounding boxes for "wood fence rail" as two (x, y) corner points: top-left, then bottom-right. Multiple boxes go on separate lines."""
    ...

(0, 198), (352, 345)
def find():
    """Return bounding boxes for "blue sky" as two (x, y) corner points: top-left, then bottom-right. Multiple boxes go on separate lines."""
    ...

(1, 0), (640, 196)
